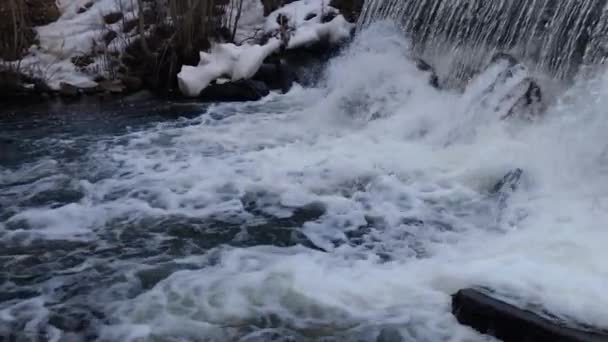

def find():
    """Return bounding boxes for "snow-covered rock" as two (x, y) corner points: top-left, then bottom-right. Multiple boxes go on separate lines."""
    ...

(177, 39), (282, 97)
(264, 0), (354, 49)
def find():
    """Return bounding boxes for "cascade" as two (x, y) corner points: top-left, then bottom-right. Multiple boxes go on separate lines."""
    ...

(359, 0), (608, 83)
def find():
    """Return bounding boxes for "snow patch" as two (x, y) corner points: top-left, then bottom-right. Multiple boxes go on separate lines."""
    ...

(9, 0), (139, 90)
(178, 39), (281, 97)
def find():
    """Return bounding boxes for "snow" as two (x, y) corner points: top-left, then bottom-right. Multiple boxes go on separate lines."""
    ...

(264, 0), (354, 49)
(264, 0), (338, 32)
(178, 39), (282, 97)
(5, 0), (138, 90)
(288, 14), (354, 49)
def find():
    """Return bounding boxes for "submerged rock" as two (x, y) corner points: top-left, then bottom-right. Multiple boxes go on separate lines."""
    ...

(415, 58), (440, 89)
(492, 168), (523, 194)
(376, 326), (403, 342)
(199, 79), (270, 102)
(467, 53), (546, 121)
(452, 289), (608, 342)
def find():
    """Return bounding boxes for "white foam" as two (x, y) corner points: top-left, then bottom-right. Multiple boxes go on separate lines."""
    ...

(6, 22), (608, 341)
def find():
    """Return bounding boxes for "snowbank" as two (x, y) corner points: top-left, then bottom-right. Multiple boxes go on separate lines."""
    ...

(177, 39), (282, 97)
(178, 0), (354, 97)
(5, 0), (138, 90)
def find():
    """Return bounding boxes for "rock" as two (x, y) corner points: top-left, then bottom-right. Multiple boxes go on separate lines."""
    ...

(330, 0), (365, 23)
(376, 327), (403, 342)
(199, 80), (270, 102)
(492, 169), (523, 219)
(97, 80), (125, 94)
(121, 76), (143, 93)
(492, 168), (523, 194)
(321, 11), (338, 23)
(491, 52), (520, 67)
(304, 12), (317, 21)
(71, 55), (95, 68)
(103, 12), (123, 25)
(27, 0), (61, 26)
(252, 62), (297, 93)
(77, 2), (94, 14)
(415, 58), (440, 89)
(502, 77), (545, 120)
(103, 30), (118, 46)
(59, 82), (80, 97)
(468, 53), (546, 121)
(122, 19), (138, 33)
(452, 289), (608, 342)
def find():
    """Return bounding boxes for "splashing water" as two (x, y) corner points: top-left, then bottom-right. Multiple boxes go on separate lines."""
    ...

(1, 23), (608, 341)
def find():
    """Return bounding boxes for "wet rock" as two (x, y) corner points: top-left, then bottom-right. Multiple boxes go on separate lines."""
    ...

(304, 12), (317, 21)
(71, 55), (95, 68)
(77, 2), (94, 14)
(97, 80), (125, 94)
(492, 168), (523, 194)
(103, 30), (118, 46)
(376, 327), (403, 342)
(252, 62), (297, 93)
(122, 18), (138, 33)
(452, 288), (608, 342)
(330, 0), (365, 23)
(103, 11), (123, 25)
(121, 76), (143, 92)
(490, 52), (519, 67)
(415, 58), (440, 89)
(199, 79), (270, 102)
(59, 82), (80, 97)
(321, 11), (338, 23)
(502, 77), (545, 120)
(27, 0), (61, 26)
(469, 53), (546, 121)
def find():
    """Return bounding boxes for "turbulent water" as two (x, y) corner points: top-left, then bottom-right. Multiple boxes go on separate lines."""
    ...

(2, 23), (608, 341)
(359, 0), (608, 83)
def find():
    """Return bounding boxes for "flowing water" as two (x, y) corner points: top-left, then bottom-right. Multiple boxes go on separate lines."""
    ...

(2, 21), (608, 342)
(359, 0), (608, 84)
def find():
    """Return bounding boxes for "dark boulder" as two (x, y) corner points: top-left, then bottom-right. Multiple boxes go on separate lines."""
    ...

(376, 327), (403, 342)
(304, 12), (317, 21)
(199, 80), (270, 102)
(330, 0), (365, 23)
(452, 289), (608, 342)
(252, 62), (297, 93)
(59, 82), (80, 97)
(103, 12), (123, 25)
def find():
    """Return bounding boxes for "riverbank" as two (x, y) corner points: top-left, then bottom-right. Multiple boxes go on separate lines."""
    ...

(1, 0), (364, 107)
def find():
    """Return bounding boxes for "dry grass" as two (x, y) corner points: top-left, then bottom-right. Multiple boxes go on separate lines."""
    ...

(0, 0), (32, 61)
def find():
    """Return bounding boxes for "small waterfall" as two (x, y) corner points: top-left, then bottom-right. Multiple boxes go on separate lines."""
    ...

(359, 0), (608, 82)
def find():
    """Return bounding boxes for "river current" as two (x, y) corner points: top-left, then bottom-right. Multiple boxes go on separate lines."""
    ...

(1, 23), (608, 341)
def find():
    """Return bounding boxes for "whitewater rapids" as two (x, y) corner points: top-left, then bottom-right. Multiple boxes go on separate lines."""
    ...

(1, 23), (608, 341)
